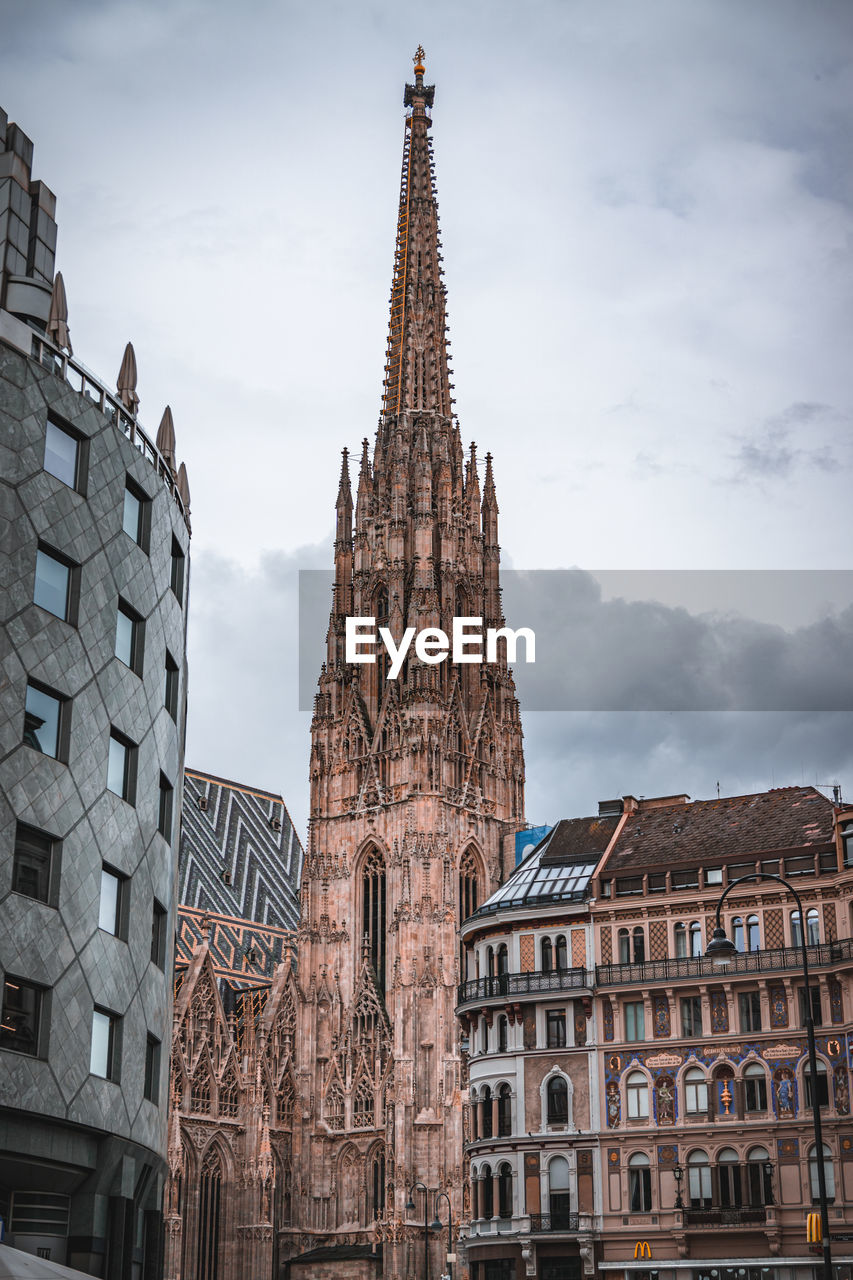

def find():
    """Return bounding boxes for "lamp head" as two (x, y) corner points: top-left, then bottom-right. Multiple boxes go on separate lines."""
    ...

(406, 1196), (416, 1214)
(705, 926), (738, 968)
(429, 1215), (442, 1232)
(673, 1164), (683, 1182)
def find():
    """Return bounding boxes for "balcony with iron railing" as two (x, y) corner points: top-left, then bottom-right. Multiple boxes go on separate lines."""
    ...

(595, 937), (853, 987)
(19, 331), (189, 529)
(528, 1212), (580, 1234)
(456, 966), (591, 1010)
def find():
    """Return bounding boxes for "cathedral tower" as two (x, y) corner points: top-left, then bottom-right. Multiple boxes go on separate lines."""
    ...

(290, 49), (525, 1280)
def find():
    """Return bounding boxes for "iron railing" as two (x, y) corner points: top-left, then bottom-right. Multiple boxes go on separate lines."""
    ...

(684, 1206), (766, 1227)
(25, 333), (189, 528)
(457, 967), (590, 1006)
(528, 1212), (580, 1233)
(596, 937), (853, 987)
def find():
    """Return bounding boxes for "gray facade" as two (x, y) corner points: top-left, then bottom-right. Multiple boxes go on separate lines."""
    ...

(0, 110), (190, 1278)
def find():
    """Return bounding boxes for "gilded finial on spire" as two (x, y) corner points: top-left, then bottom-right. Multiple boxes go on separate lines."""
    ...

(414, 45), (425, 75)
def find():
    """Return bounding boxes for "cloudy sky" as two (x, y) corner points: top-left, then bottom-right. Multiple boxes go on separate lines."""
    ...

(4, 0), (852, 837)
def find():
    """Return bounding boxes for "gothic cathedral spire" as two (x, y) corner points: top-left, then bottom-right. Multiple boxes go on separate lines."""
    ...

(292, 49), (525, 1280)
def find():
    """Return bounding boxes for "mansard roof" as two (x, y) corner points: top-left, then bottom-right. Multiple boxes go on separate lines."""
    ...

(474, 815), (617, 918)
(605, 784), (835, 873)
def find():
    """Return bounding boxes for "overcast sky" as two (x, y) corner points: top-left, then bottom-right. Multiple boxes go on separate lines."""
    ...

(4, 0), (852, 837)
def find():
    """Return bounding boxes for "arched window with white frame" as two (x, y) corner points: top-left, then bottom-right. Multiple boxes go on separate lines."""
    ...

(629, 1152), (651, 1211)
(683, 1066), (708, 1115)
(688, 1150), (711, 1208)
(626, 1070), (649, 1120)
(747, 1146), (773, 1206)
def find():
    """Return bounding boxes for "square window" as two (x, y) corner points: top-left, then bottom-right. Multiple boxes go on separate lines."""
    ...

(164, 652), (179, 720)
(624, 1001), (645, 1042)
(705, 867), (723, 885)
(24, 682), (66, 759)
(115, 600), (144, 675)
(158, 774), (174, 841)
(44, 416), (83, 489)
(12, 823), (58, 905)
(107, 730), (137, 803)
(144, 1034), (161, 1102)
(122, 479), (150, 551)
(90, 1007), (119, 1080)
(546, 1010), (566, 1048)
(98, 865), (126, 936)
(0, 976), (45, 1057)
(34, 547), (77, 622)
(680, 996), (702, 1038)
(170, 536), (185, 601)
(151, 899), (167, 969)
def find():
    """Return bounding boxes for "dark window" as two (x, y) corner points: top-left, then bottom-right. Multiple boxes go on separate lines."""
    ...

(371, 1153), (385, 1219)
(804, 1061), (830, 1110)
(362, 847), (386, 993)
(798, 984), (822, 1027)
(98, 865), (126, 937)
(44, 416), (84, 489)
(164, 651), (179, 720)
(107, 729), (137, 803)
(90, 1007), (119, 1080)
(648, 873), (667, 892)
(158, 774), (174, 841)
(632, 927), (645, 963)
(718, 1151), (742, 1208)
(34, 546), (77, 622)
(615, 876), (643, 896)
(785, 853), (815, 878)
(115, 600), (144, 674)
(144, 1034), (161, 1103)
(196, 1148), (223, 1279)
(681, 996), (702, 1038)
(0, 976), (45, 1057)
(555, 935), (568, 970)
(739, 991), (762, 1033)
(842, 822), (853, 869)
(24, 682), (66, 759)
(497, 1163), (513, 1218)
(170, 535), (185, 601)
(498, 1015), (508, 1053)
(12, 823), (58, 905)
(496, 943), (509, 976)
(671, 868), (699, 890)
(546, 1011), (566, 1048)
(541, 937), (553, 971)
(744, 1064), (767, 1112)
(122, 479), (150, 550)
(618, 928), (630, 964)
(546, 1076), (568, 1124)
(497, 1083), (512, 1136)
(151, 899), (167, 968)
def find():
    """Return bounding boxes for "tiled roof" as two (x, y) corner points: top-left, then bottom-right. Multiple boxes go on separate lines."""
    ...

(606, 786), (834, 872)
(539, 815), (621, 864)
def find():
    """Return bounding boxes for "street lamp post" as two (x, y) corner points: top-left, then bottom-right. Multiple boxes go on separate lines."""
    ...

(706, 872), (833, 1280)
(406, 1182), (430, 1280)
(673, 1163), (684, 1210)
(430, 1190), (454, 1280)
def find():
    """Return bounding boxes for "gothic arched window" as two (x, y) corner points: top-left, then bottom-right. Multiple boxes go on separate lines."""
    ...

(555, 934), (568, 971)
(371, 1150), (386, 1219)
(353, 1074), (374, 1128)
(196, 1146), (223, 1280)
(497, 1082), (512, 1135)
(191, 1070), (211, 1115)
(325, 1079), (344, 1130)
(362, 846), (387, 993)
(459, 847), (480, 922)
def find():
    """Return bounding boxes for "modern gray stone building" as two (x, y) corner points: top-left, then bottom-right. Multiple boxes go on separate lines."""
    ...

(0, 107), (191, 1276)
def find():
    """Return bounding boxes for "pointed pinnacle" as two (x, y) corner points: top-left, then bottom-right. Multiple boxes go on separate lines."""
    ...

(336, 447), (352, 506)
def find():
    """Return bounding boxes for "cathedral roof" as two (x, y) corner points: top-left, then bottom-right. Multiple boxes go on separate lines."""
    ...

(475, 815), (618, 917)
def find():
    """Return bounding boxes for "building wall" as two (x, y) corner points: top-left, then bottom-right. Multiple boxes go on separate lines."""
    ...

(591, 792), (853, 1275)
(0, 112), (191, 1275)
